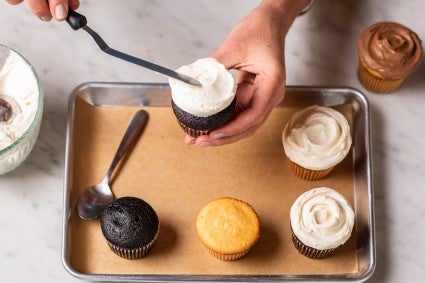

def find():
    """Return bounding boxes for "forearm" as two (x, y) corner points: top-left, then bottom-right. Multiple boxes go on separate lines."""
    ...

(260, 0), (311, 36)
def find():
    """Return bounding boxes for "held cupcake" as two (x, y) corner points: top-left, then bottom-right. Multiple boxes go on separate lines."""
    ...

(290, 187), (355, 259)
(282, 105), (352, 181)
(357, 22), (423, 93)
(100, 197), (160, 259)
(169, 58), (236, 137)
(196, 197), (260, 261)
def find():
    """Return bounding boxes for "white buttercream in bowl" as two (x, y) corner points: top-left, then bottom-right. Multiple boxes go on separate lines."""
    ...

(0, 50), (39, 150)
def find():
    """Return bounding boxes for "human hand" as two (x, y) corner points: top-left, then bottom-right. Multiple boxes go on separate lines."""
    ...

(185, 0), (307, 147)
(5, 0), (80, 21)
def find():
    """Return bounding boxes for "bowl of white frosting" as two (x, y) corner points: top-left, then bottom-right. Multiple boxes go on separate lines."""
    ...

(0, 44), (43, 174)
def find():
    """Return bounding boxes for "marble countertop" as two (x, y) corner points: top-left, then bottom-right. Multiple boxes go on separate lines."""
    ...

(1, 0), (425, 282)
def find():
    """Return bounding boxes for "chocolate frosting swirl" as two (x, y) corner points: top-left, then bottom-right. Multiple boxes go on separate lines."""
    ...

(358, 22), (423, 79)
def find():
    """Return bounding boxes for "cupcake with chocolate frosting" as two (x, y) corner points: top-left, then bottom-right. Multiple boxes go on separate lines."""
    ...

(290, 187), (355, 259)
(357, 22), (423, 93)
(282, 105), (352, 180)
(169, 58), (236, 137)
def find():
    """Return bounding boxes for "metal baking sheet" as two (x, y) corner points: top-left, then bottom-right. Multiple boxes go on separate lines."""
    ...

(62, 83), (375, 282)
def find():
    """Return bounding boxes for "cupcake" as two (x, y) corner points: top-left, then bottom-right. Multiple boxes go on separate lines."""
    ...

(196, 197), (260, 261)
(357, 22), (423, 93)
(290, 187), (355, 259)
(282, 105), (352, 180)
(169, 58), (236, 137)
(100, 197), (160, 259)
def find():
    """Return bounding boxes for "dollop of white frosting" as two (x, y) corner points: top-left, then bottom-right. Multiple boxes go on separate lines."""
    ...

(290, 187), (355, 250)
(282, 105), (352, 170)
(169, 58), (236, 117)
(0, 50), (39, 150)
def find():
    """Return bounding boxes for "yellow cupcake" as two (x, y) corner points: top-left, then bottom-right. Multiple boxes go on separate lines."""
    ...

(196, 197), (260, 261)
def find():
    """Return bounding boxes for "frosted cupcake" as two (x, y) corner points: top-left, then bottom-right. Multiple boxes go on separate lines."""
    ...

(196, 197), (260, 261)
(290, 187), (355, 259)
(357, 22), (423, 93)
(169, 58), (236, 137)
(282, 105), (352, 180)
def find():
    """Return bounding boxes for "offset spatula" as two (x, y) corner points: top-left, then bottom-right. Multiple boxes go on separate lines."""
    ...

(66, 10), (201, 86)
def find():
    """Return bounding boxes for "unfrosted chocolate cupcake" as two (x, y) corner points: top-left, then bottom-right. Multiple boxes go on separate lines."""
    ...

(100, 197), (159, 259)
(169, 58), (236, 138)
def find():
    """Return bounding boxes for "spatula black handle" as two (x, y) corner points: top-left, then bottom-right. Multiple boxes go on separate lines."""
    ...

(66, 9), (87, 30)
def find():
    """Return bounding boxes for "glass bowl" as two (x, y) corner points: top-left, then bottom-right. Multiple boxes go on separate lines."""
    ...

(0, 44), (43, 174)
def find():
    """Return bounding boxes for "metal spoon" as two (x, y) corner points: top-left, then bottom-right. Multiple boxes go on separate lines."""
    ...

(77, 109), (149, 220)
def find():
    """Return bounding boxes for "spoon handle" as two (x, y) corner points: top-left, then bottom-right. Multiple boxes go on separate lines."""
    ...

(104, 109), (149, 183)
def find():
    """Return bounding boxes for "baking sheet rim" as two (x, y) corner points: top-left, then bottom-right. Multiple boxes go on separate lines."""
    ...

(61, 82), (375, 282)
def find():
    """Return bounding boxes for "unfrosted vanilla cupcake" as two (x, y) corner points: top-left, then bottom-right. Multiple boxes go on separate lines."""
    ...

(169, 58), (236, 137)
(196, 197), (260, 261)
(282, 105), (352, 180)
(357, 22), (423, 93)
(290, 187), (355, 259)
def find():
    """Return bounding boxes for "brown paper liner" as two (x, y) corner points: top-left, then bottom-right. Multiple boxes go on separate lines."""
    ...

(357, 62), (405, 93)
(69, 101), (359, 275)
(287, 159), (334, 181)
(291, 230), (335, 259)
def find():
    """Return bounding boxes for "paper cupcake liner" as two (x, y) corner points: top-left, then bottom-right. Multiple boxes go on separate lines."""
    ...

(291, 230), (335, 259)
(176, 120), (210, 138)
(288, 159), (334, 181)
(106, 225), (159, 260)
(205, 246), (250, 261)
(358, 63), (405, 93)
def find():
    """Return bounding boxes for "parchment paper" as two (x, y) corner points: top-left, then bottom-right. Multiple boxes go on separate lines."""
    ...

(68, 96), (358, 276)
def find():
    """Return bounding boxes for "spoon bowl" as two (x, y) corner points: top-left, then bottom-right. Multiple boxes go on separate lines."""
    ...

(77, 109), (149, 220)
(77, 180), (114, 220)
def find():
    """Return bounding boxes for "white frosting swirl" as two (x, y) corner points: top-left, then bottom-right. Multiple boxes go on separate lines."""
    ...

(0, 50), (39, 150)
(169, 58), (236, 117)
(290, 187), (355, 250)
(282, 105), (352, 170)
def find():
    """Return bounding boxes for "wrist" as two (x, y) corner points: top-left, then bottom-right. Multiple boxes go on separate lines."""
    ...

(260, 0), (311, 31)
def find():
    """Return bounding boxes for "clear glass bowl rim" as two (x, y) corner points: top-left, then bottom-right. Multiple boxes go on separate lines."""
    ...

(0, 43), (44, 156)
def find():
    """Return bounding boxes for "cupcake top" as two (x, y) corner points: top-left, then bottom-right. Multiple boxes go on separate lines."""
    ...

(100, 197), (159, 250)
(196, 197), (260, 255)
(169, 58), (236, 117)
(290, 187), (355, 250)
(358, 22), (423, 79)
(282, 105), (352, 170)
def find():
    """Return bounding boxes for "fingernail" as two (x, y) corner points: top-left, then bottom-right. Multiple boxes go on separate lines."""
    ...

(40, 14), (52, 21)
(200, 142), (211, 147)
(212, 132), (225, 139)
(55, 4), (67, 20)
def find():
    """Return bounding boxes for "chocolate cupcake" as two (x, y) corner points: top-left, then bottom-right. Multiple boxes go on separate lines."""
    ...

(100, 197), (159, 259)
(169, 58), (236, 137)
(357, 22), (423, 93)
(290, 187), (355, 259)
